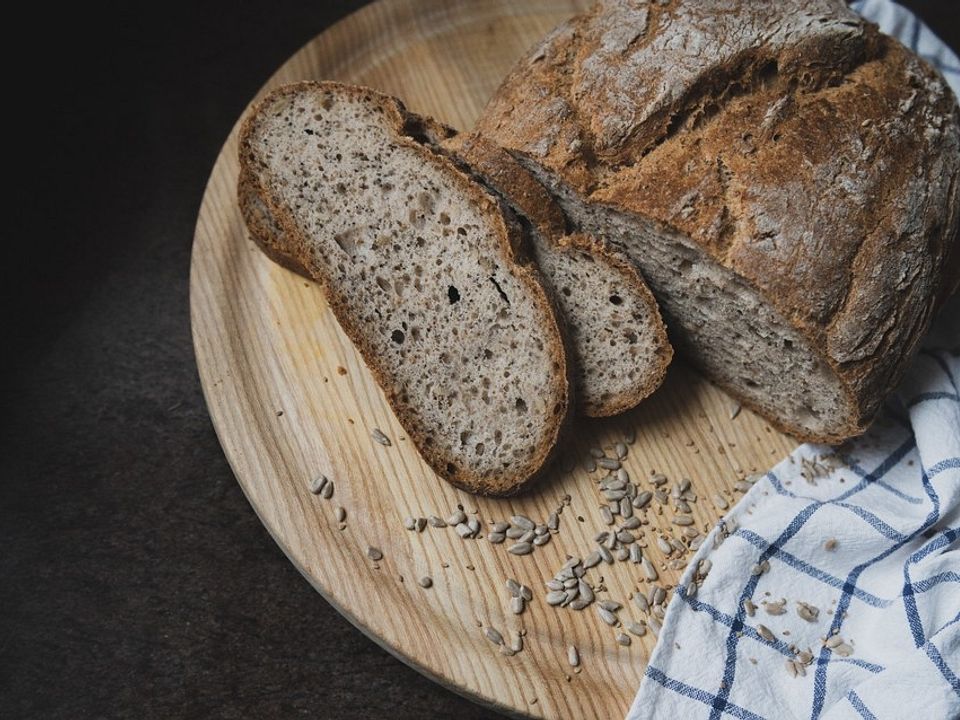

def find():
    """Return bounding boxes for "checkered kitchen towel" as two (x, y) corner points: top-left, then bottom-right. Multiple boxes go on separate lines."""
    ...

(628, 3), (960, 719)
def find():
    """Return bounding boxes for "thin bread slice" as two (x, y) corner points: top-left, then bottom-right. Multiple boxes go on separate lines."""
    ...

(442, 134), (673, 416)
(238, 81), (571, 496)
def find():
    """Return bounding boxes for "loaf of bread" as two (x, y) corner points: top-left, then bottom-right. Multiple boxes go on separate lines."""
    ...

(441, 133), (672, 416)
(239, 82), (572, 495)
(476, 0), (960, 443)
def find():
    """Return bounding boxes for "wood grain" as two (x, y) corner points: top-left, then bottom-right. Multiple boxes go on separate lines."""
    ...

(190, 1), (798, 717)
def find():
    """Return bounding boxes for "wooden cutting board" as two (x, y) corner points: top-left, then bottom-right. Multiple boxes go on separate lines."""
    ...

(190, 1), (798, 717)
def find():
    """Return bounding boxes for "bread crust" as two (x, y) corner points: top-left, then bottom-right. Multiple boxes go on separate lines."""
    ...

(238, 81), (572, 496)
(444, 133), (673, 416)
(477, 0), (960, 443)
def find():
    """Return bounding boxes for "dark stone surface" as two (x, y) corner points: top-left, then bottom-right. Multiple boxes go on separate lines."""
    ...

(3, 2), (957, 718)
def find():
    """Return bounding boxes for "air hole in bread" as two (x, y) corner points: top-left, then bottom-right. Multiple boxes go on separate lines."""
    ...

(515, 398), (528, 413)
(489, 276), (510, 304)
(609, 294), (623, 305)
(448, 285), (461, 303)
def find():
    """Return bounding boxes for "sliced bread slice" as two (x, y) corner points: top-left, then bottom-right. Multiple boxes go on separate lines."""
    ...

(442, 134), (672, 416)
(238, 81), (571, 495)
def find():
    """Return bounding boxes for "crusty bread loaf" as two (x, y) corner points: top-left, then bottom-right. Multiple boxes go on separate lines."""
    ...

(442, 134), (672, 416)
(238, 81), (572, 495)
(477, 0), (960, 443)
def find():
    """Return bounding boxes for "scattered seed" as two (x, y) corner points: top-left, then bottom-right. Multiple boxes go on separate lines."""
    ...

(600, 506), (615, 526)
(415, 517), (427, 532)
(488, 532), (506, 544)
(548, 512), (559, 531)
(604, 489), (627, 501)
(796, 602), (820, 622)
(648, 617), (661, 636)
(511, 596), (525, 615)
(785, 660), (798, 678)
(764, 600), (787, 616)
(447, 510), (467, 526)
(598, 607), (618, 626)
(686, 581), (698, 598)
(563, 577), (578, 589)
(616, 632), (631, 646)
(743, 599), (757, 616)
(734, 480), (753, 493)
(651, 473), (668, 486)
(321, 480), (335, 499)
(506, 526), (527, 539)
(485, 627), (504, 645)
(712, 494), (729, 510)
(506, 578), (521, 596)
(757, 624), (776, 642)
(598, 545), (614, 565)
(570, 597), (592, 610)
(581, 551), (601, 570)
(583, 457), (597, 473)
(833, 642), (854, 657)
(672, 514), (694, 526)
(617, 530), (636, 544)
(629, 544), (643, 564)
(546, 579), (564, 591)
(627, 621), (647, 637)
(534, 534), (551, 547)
(568, 645), (580, 667)
(308, 476), (328, 495)
(797, 650), (814, 665)
(335, 506), (346, 523)
(633, 491), (653, 509)
(455, 523), (473, 539)
(509, 542), (533, 556)
(653, 586), (666, 606)
(824, 538), (838, 551)
(491, 521), (510, 533)
(825, 635), (844, 649)
(599, 458), (621, 471)
(418, 576), (432, 588)
(730, 403), (742, 420)
(518, 530), (535, 544)
(467, 517), (480, 535)
(366, 546), (383, 561)
(642, 557), (659, 581)
(511, 634), (524, 653)
(621, 517), (641, 530)
(511, 515), (535, 531)
(520, 585), (533, 602)
(403, 516), (416, 531)
(577, 580), (594, 603)
(371, 428), (392, 446)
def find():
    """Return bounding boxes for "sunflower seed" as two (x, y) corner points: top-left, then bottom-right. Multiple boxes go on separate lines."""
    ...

(656, 536), (672, 554)
(588, 447), (606, 458)
(730, 402), (742, 420)
(604, 489), (627, 501)
(604, 532), (618, 550)
(642, 557), (659, 581)
(518, 530), (535, 543)
(511, 634), (524, 653)
(577, 580), (594, 603)
(447, 510), (467, 526)
(491, 521), (510, 533)
(335, 506), (346, 523)
(500, 645), (516, 657)
(743, 599), (757, 617)
(562, 556), (582, 570)
(653, 604), (665, 619)
(824, 538), (838, 551)
(686, 581), (698, 599)
(633, 491), (653, 509)
(600, 600), (622, 612)
(548, 512), (559, 531)
(757, 624), (776, 642)
(653, 586), (666, 606)
(583, 551), (602, 569)
(488, 532), (505, 544)
(508, 542), (533, 556)
(600, 506), (614, 525)
(520, 585), (533, 602)
(604, 477), (626, 491)
(648, 617), (661, 636)
(616, 632), (631, 646)
(651, 473), (668, 486)
(506, 578), (521, 596)
(467, 517), (480, 535)
(371, 428), (391, 446)
(619, 499), (633, 520)
(683, 527), (700, 539)
(415, 517), (427, 532)
(366, 546), (383, 561)
(309, 476), (328, 495)
(418, 576), (432, 588)
(796, 602), (819, 622)
(598, 607), (618, 626)
(833, 642), (854, 657)
(505, 526), (526, 539)
(785, 660), (798, 678)
(712, 494), (729, 510)
(511, 515), (534, 531)
(534, 534), (551, 546)
(599, 458), (621, 471)
(675, 499), (692, 514)
(627, 620), (646, 636)
(630, 544), (643, 564)
(563, 577), (578, 589)
(594, 531), (610, 544)
(672, 514), (694, 526)
(546, 579), (564, 591)
(511, 596), (525, 615)
(485, 627), (504, 645)
(320, 480), (335, 499)
(598, 545), (615, 565)
(750, 561), (769, 576)
(455, 523), (473, 539)
(570, 598), (592, 610)
(617, 530), (636, 545)
(734, 480), (753, 493)
(698, 559), (712, 577)
(534, 522), (548, 535)
(583, 457), (597, 473)
(797, 649), (814, 665)
(825, 635), (844, 649)
(616, 467), (630, 482)
(427, 515), (446, 528)
(621, 516), (641, 530)
(764, 600), (787, 616)
(794, 661), (807, 677)
(546, 590), (566, 606)
(568, 645), (580, 667)
(403, 516), (416, 530)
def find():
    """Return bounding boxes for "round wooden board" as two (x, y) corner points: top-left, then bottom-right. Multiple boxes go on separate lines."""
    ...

(190, 1), (798, 717)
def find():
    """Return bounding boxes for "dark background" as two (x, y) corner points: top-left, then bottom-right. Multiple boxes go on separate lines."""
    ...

(4, 2), (957, 718)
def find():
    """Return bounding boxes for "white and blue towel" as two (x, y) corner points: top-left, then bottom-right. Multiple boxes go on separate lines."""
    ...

(628, 3), (960, 718)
